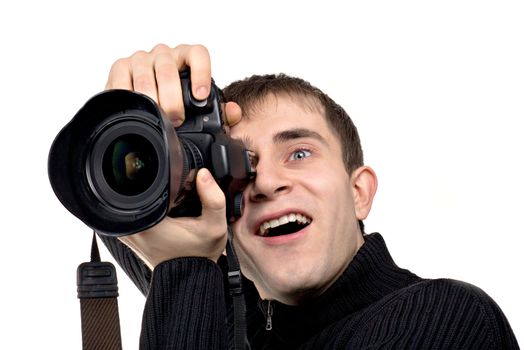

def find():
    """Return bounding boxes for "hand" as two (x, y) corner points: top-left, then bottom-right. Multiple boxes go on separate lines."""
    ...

(107, 43), (243, 269)
(105, 43), (241, 127)
(119, 168), (228, 270)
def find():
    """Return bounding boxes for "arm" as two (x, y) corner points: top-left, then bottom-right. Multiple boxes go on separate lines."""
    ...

(464, 280), (519, 349)
(99, 235), (152, 296)
(140, 258), (227, 350)
(102, 43), (242, 348)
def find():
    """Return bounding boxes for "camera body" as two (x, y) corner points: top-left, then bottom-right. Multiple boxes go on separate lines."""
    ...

(48, 71), (254, 236)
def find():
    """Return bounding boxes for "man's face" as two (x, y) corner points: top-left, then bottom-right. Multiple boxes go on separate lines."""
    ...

(230, 94), (365, 305)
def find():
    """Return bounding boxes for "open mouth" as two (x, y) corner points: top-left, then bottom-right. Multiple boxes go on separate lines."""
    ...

(257, 213), (312, 237)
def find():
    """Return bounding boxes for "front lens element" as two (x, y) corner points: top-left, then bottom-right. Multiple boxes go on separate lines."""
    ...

(102, 134), (158, 196)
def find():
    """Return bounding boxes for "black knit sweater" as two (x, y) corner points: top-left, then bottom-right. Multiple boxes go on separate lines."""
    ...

(102, 233), (519, 349)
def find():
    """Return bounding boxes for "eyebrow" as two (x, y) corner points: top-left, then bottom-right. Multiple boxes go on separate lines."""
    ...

(272, 128), (329, 146)
(237, 128), (328, 152)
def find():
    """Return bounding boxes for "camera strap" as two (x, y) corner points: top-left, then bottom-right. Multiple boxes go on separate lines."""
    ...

(75, 231), (244, 349)
(77, 232), (122, 350)
(226, 227), (251, 350)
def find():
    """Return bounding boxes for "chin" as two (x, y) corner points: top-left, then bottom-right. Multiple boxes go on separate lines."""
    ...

(261, 269), (326, 303)
(270, 282), (325, 305)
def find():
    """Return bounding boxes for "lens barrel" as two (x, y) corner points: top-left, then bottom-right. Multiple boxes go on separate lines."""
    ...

(48, 90), (185, 236)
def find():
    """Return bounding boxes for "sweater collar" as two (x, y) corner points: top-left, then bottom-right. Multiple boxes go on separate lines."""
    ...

(254, 232), (421, 346)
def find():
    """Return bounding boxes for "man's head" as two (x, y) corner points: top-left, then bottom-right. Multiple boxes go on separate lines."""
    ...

(223, 74), (377, 304)
(224, 74), (364, 176)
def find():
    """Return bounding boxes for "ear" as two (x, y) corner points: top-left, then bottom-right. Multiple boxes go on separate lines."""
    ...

(351, 166), (378, 220)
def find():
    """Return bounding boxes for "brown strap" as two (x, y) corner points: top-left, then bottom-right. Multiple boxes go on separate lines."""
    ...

(77, 232), (122, 350)
(80, 298), (122, 350)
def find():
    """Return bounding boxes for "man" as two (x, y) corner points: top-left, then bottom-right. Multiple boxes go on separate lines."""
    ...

(101, 44), (519, 349)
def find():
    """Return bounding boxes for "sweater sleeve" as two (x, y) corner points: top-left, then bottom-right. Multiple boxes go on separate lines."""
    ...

(99, 234), (152, 296)
(140, 257), (227, 350)
(461, 280), (520, 349)
(421, 279), (519, 349)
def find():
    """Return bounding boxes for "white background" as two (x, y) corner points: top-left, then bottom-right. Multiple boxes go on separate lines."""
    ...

(1, 0), (522, 348)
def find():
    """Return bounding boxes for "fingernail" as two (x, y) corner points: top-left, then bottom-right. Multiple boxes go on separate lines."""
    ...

(195, 86), (209, 100)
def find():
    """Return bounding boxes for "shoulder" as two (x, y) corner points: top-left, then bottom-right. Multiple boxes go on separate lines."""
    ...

(406, 278), (499, 306)
(414, 279), (518, 348)
(349, 279), (518, 349)
(406, 278), (510, 325)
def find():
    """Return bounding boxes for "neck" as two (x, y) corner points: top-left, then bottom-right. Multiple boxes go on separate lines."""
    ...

(248, 233), (422, 346)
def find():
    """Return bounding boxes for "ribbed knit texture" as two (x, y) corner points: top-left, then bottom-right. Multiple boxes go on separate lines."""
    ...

(102, 233), (519, 349)
(101, 234), (152, 296)
(141, 258), (227, 350)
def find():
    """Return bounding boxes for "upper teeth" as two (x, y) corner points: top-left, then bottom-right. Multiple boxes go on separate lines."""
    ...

(259, 213), (311, 235)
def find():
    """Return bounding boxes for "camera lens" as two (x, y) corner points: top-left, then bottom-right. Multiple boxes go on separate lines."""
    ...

(48, 88), (252, 236)
(102, 134), (158, 196)
(87, 117), (169, 211)
(48, 91), (191, 236)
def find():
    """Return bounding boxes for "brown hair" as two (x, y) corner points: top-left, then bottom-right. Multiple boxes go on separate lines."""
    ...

(222, 74), (366, 232)
(222, 73), (364, 175)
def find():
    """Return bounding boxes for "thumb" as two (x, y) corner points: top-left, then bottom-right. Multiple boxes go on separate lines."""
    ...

(196, 168), (226, 217)
(224, 102), (242, 126)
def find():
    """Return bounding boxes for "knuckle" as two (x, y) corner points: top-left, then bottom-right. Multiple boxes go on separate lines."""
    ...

(151, 43), (170, 53)
(111, 57), (129, 71)
(189, 44), (209, 59)
(130, 49), (148, 62)
(210, 197), (226, 211)
(191, 44), (209, 53)
(173, 43), (189, 52)
(209, 223), (227, 241)
(209, 186), (226, 208)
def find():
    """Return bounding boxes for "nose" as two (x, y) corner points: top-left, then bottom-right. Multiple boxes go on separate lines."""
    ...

(248, 159), (292, 202)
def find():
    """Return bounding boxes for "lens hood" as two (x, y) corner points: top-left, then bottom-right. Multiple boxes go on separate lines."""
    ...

(48, 90), (184, 236)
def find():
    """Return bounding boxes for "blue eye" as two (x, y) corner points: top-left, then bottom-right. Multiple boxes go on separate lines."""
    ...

(289, 149), (312, 161)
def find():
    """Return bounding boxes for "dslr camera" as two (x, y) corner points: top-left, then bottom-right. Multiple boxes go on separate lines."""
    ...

(48, 71), (254, 236)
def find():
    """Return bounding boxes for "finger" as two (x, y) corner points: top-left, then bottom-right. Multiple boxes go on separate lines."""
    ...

(129, 50), (158, 103)
(171, 44), (212, 100)
(105, 58), (132, 90)
(196, 168), (226, 220)
(224, 102), (242, 126)
(154, 52), (184, 126)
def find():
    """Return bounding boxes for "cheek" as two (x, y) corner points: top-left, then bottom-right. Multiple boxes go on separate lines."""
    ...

(231, 214), (248, 237)
(231, 221), (254, 262)
(230, 230), (258, 282)
(316, 175), (355, 222)
(312, 170), (352, 201)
